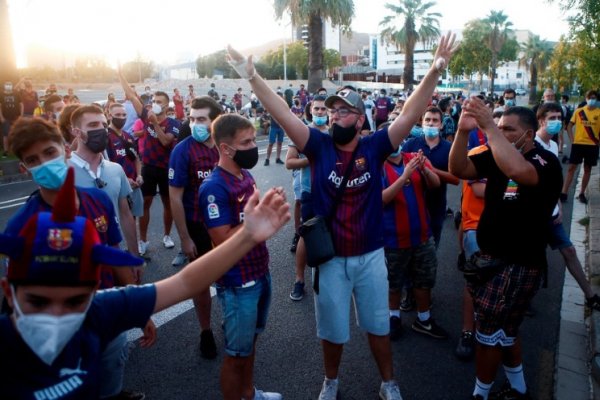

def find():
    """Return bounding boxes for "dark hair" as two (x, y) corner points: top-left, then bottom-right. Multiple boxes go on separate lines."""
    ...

(212, 114), (254, 145)
(492, 110), (504, 120)
(536, 102), (563, 120)
(58, 104), (80, 144)
(191, 96), (223, 121)
(503, 88), (516, 97)
(9, 118), (64, 159)
(312, 95), (327, 103)
(503, 106), (538, 132)
(423, 106), (443, 120)
(586, 90), (598, 99)
(154, 91), (169, 103)
(43, 94), (63, 112)
(438, 97), (451, 112)
(70, 105), (104, 128)
(109, 102), (125, 113)
(561, 94), (569, 102)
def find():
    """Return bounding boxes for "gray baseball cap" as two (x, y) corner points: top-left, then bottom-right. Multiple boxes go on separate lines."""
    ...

(325, 89), (365, 115)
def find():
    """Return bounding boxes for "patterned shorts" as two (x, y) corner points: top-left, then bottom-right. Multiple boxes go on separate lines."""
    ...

(385, 237), (438, 290)
(468, 264), (542, 346)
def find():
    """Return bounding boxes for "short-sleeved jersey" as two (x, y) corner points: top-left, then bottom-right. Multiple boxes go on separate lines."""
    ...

(199, 167), (269, 286)
(0, 285), (155, 399)
(402, 136), (452, 217)
(140, 107), (180, 168)
(303, 127), (393, 257)
(68, 153), (132, 218)
(5, 188), (122, 288)
(470, 144), (562, 267)
(106, 128), (139, 180)
(570, 105), (600, 145)
(468, 128), (488, 150)
(0, 92), (22, 121)
(382, 160), (431, 249)
(168, 136), (219, 222)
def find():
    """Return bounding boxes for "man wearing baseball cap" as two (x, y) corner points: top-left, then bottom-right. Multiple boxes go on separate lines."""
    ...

(227, 31), (458, 400)
(0, 168), (291, 399)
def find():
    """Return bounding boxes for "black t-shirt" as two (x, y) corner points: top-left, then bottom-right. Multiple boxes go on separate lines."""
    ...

(0, 92), (22, 121)
(470, 143), (562, 268)
(178, 119), (191, 141)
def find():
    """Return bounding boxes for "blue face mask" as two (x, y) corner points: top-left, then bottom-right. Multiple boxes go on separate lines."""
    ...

(422, 126), (440, 139)
(505, 99), (515, 107)
(191, 124), (210, 142)
(588, 99), (598, 108)
(546, 120), (562, 135)
(410, 126), (422, 137)
(313, 115), (327, 126)
(28, 155), (68, 190)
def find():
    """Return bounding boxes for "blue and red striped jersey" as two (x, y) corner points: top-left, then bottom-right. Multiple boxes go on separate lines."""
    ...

(168, 136), (219, 222)
(140, 107), (180, 169)
(382, 160), (432, 249)
(106, 128), (138, 180)
(199, 167), (269, 286)
(303, 127), (393, 257)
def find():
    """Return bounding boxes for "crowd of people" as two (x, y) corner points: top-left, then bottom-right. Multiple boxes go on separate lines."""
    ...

(0, 30), (599, 400)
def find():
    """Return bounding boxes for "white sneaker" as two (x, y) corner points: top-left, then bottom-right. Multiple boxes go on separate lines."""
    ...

(162, 235), (175, 249)
(252, 388), (282, 400)
(379, 380), (403, 400)
(138, 240), (149, 256)
(318, 378), (338, 400)
(171, 251), (188, 267)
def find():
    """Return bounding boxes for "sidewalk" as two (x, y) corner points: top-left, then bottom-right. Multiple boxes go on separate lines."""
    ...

(555, 163), (600, 400)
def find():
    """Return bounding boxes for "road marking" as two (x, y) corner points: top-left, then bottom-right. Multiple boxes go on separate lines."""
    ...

(0, 202), (25, 210)
(127, 286), (217, 342)
(0, 196), (29, 205)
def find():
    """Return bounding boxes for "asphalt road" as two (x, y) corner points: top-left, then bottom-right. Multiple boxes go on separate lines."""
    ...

(0, 136), (569, 400)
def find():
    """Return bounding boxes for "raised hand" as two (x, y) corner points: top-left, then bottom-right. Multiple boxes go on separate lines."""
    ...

(457, 99), (479, 132)
(463, 96), (496, 132)
(243, 187), (290, 244)
(226, 45), (256, 79)
(433, 31), (459, 73)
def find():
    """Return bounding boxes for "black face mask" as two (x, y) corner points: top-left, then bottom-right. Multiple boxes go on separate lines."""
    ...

(331, 123), (358, 145)
(231, 146), (259, 169)
(86, 128), (108, 153)
(112, 117), (126, 130)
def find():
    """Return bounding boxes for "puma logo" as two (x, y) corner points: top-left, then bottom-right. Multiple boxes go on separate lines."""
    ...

(59, 359), (87, 378)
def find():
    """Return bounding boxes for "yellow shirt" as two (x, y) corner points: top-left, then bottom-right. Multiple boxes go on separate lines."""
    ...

(570, 105), (600, 145)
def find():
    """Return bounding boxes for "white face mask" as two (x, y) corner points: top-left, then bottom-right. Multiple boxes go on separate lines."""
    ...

(11, 286), (91, 365)
(151, 103), (163, 115)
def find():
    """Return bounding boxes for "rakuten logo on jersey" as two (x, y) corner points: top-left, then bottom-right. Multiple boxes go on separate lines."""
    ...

(328, 170), (371, 188)
(197, 170), (211, 179)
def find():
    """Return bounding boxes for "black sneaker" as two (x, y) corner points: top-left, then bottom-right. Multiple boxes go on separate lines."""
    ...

(562, 155), (569, 164)
(264, 159), (270, 166)
(455, 330), (475, 360)
(586, 294), (600, 311)
(290, 281), (305, 301)
(275, 158), (284, 164)
(578, 193), (588, 204)
(106, 390), (146, 400)
(389, 316), (403, 341)
(411, 317), (448, 339)
(200, 329), (217, 359)
(489, 381), (531, 400)
(559, 193), (568, 203)
(399, 292), (415, 311)
(290, 233), (300, 252)
(454, 210), (462, 229)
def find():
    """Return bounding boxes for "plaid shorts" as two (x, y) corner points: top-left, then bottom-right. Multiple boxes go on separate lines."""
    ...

(468, 263), (542, 346)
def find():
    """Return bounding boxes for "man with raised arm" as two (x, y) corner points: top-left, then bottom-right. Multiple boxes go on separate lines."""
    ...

(227, 32), (458, 400)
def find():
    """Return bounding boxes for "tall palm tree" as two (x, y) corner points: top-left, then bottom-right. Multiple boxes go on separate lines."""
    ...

(274, 0), (354, 93)
(519, 35), (554, 104)
(483, 10), (513, 94)
(379, 0), (441, 90)
(0, 0), (17, 84)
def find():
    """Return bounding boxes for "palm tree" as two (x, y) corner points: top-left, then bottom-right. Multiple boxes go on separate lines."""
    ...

(274, 0), (354, 93)
(519, 35), (554, 104)
(482, 10), (513, 94)
(379, 0), (441, 90)
(0, 0), (17, 84)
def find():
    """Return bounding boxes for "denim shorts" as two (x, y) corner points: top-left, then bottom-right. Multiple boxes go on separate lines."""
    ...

(547, 218), (572, 250)
(100, 332), (128, 398)
(314, 248), (389, 343)
(463, 229), (480, 259)
(292, 170), (301, 201)
(269, 126), (284, 144)
(385, 237), (438, 291)
(216, 273), (272, 357)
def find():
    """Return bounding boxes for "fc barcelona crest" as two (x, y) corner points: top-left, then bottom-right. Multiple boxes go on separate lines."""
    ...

(47, 229), (73, 250)
(355, 157), (366, 171)
(94, 215), (108, 233)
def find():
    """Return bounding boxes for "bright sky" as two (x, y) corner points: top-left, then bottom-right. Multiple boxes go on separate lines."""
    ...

(8, 0), (571, 68)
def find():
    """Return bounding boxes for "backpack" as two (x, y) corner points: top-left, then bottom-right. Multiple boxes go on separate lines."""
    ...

(376, 97), (389, 121)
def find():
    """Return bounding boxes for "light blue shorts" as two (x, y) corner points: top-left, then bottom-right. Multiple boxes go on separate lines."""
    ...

(216, 273), (272, 357)
(314, 248), (389, 343)
(292, 169), (301, 201)
(463, 229), (480, 259)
